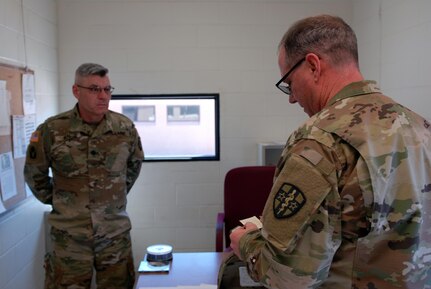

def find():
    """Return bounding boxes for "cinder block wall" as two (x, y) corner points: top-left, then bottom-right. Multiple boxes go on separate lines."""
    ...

(0, 0), (58, 288)
(56, 0), (353, 267)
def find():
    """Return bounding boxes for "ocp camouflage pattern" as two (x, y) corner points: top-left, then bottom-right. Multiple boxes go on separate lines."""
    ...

(24, 105), (144, 241)
(238, 81), (431, 288)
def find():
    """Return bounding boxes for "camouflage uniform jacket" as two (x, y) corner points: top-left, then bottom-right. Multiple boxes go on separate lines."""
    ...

(239, 81), (431, 288)
(24, 105), (144, 241)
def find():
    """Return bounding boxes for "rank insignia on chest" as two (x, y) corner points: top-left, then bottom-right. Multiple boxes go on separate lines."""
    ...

(273, 183), (306, 219)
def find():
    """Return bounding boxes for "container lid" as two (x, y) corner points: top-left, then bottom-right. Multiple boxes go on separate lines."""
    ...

(146, 244), (173, 262)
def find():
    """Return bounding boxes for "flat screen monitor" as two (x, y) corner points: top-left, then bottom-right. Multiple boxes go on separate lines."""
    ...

(109, 93), (220, 161)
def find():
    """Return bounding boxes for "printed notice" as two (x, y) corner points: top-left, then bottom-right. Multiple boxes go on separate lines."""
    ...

(0, 152), (17, 201)
(12, 114), (36, 158)
(22, 73), (36, 115)
(0, 80), (11, 136)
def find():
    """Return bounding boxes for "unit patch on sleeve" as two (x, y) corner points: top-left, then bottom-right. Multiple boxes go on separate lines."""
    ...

(30, 131), (40, 142)
(29, 146), (37, 159)
(273, 183), (306, 219)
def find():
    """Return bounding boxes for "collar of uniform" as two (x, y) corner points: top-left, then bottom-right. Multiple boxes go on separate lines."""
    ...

(102, 111), (123, 134)
(326, 80), (381, 108)
(69, 104), (117, 135)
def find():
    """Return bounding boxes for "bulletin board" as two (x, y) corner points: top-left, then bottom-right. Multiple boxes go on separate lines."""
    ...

(0, 63), (35, 214)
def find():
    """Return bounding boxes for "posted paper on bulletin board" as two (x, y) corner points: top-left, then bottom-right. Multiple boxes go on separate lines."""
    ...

(22, 73), (36, 115)
(0, 63), (35, 214)
(0, 80), (11, 136)
(12, 114), (36, 159)
(0, 152), (17, 202)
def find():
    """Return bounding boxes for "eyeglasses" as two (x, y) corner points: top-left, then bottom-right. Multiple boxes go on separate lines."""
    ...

(275, 57), (306, 96)
(76, 84), (115, 94)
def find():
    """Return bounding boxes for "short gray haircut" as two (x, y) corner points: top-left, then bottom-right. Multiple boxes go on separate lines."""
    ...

(75, 63), (109, 83)
(279, 15), (359, 68)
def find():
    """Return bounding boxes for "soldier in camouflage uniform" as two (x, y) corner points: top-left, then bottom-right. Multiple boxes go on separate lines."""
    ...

(24, 63), (144, 289)
(227, 15), (431, 288)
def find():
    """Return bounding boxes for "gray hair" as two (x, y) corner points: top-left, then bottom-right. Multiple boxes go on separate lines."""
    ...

(279, 15), (359, 68)
(74, 63), (109, 83)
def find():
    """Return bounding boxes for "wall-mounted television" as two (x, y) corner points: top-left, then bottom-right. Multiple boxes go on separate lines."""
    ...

(109, 93), (220, 162)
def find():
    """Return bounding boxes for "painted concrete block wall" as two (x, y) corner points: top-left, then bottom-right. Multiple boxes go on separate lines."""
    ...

(353, 0), (431, 121)
(56, 0), (353, 267)
(0, 0), (58, 288)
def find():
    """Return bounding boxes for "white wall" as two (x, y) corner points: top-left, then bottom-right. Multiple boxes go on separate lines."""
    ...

(0, 0), (58, 289)
(353, 0), (431, 121)
(57, 0), (353, 267)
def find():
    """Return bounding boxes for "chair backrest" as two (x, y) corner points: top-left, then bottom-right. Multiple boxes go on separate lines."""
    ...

(223, 166), (276, 248)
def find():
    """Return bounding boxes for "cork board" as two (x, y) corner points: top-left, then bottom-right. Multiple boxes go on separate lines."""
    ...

(0, 63), (34, 214)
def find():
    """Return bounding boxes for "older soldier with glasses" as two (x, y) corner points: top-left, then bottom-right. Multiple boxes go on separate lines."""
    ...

(24, 63), (144, 289)
(227, 15), (431, 289)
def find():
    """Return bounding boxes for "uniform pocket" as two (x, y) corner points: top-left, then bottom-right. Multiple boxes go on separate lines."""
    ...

(105, 142), (130, 176)
(51, 141), (79, 175)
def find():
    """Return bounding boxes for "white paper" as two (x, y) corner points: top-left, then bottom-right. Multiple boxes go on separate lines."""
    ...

(0, 82), (11, 136)
(0, 199), (6, 214)
(0, 152), (17, 201)
(22, 73), (36, 115)
(25, 182), (32, 197)
(239, 266), (261, 287)
(240, 216), (263, 229)
(12, 114), (36, 158)
(138, 259), (170, 273)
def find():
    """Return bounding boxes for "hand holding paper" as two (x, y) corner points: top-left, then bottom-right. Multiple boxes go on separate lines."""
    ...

(230, 216), (262, 258)
(239, 216), (262, 229)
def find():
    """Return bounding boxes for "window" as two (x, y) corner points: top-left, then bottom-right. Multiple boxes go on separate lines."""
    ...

(109, 94), (220, 161)
(122, 105), (155, 122)
(167, 105), (200, 122)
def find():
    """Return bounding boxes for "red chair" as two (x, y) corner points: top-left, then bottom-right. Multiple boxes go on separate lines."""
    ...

(216, 166), (276, 252)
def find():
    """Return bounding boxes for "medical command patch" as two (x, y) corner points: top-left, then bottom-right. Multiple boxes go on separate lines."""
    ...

(273, 183), (306, 219)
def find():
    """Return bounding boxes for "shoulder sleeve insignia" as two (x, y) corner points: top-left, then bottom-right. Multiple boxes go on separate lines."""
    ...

(30, 131), (40, 143)
(29, 145), (37, 159)
(273, 183), (306, 219)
